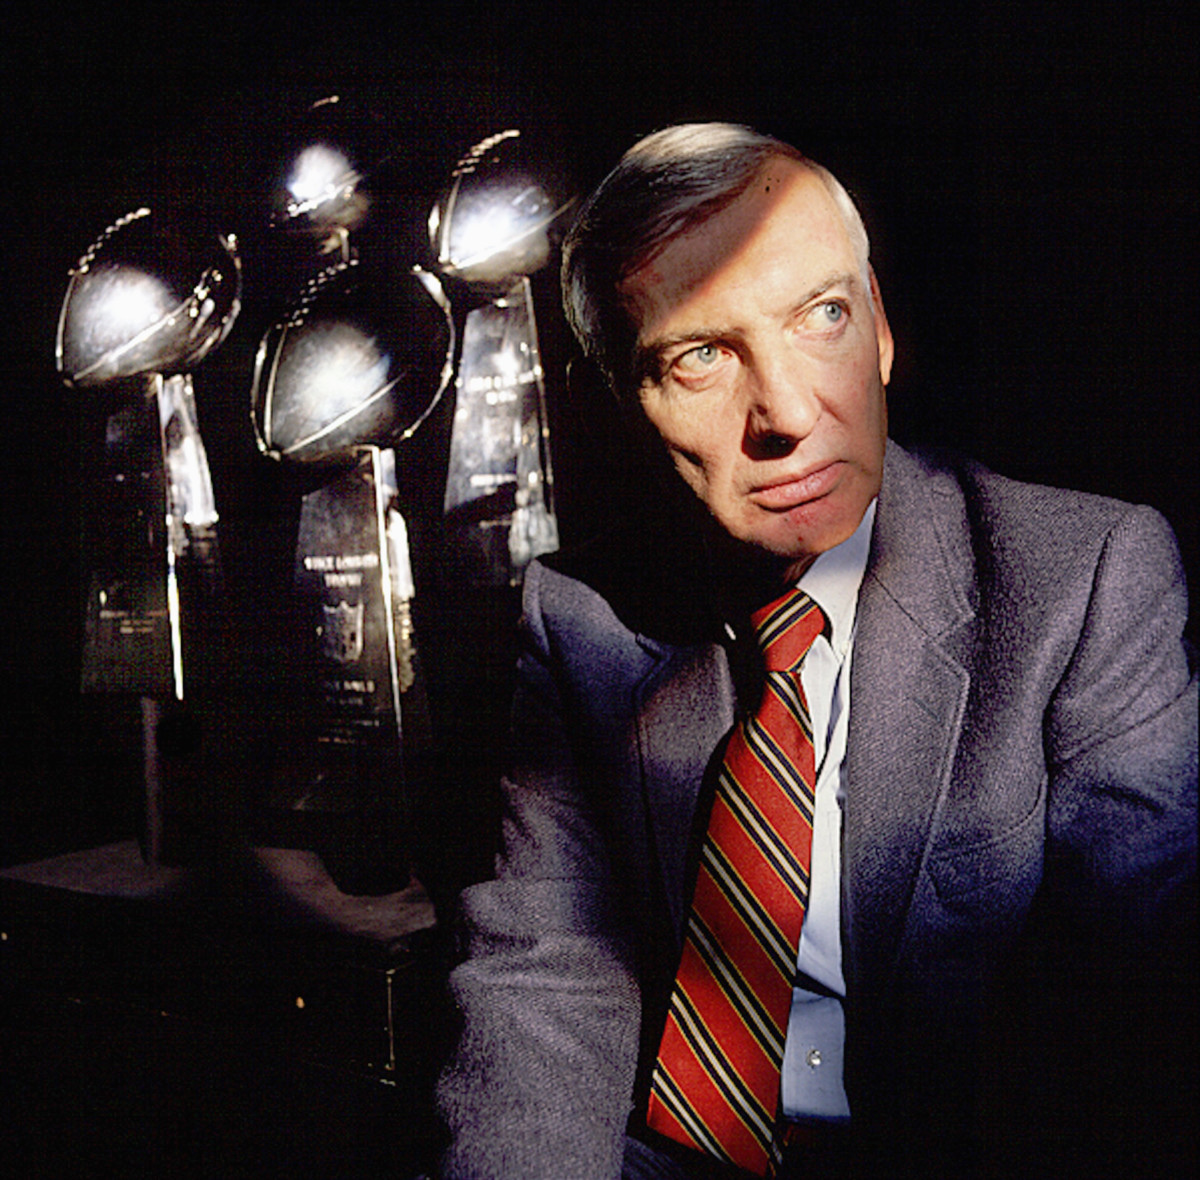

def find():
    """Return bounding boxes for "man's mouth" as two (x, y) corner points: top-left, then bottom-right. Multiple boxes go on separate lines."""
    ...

(749, 461), (843, 510)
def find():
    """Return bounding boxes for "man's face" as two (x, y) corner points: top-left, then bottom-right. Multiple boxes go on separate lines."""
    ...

(620, 157), (894, 581)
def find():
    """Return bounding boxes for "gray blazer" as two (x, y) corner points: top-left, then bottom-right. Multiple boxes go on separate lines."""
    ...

(436, 443), (1197, 1178)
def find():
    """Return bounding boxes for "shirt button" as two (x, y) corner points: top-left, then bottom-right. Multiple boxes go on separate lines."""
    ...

(805, 1048), (822, 1069)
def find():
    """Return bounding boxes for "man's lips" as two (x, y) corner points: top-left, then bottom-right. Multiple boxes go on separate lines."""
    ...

(748, 461), (843, 510)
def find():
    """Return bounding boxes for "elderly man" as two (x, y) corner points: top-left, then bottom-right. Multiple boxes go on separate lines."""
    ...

(434, 124), (1196, 1179)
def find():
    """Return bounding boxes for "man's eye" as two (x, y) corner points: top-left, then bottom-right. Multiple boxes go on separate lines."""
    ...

(675, 343), (723, 371)
(795, 300), (850, 335)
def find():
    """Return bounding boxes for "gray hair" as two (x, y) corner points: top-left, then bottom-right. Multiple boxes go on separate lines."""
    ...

(562, 122), (871, 397)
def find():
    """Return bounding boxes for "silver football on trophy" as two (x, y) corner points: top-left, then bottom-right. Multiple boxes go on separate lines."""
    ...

(56, 208), (242, 386)
(271, 95), (381, 249)
(251, 259), (454, 464)
(429, 129), (575, 285)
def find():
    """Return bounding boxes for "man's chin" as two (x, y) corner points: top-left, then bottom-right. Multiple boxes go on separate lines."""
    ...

(702, 527), (817, 595)
(737, 522), (853, 583)
(748, 491), (874, 569)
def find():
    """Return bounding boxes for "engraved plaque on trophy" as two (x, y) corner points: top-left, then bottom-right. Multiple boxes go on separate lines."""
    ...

(283, 448), (415, 830)
(77, 378), (174, 697)
(251, 256), (451, 882)
(76, 372), (223, 698)
(56, 207), (241, 862)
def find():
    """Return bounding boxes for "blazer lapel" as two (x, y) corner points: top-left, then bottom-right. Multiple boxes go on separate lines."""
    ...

(633, 637), (736, 941)
(842, 444), (975, 996)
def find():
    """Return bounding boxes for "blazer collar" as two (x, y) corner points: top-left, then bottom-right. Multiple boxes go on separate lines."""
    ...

(864, 442), (975, 641)
(632, 636), (736, 940)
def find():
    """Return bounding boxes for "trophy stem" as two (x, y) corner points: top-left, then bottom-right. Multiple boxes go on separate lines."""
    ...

(141, 696), (166, 865)
(443, 275), (559, 585)
(259, 445), (422, 891)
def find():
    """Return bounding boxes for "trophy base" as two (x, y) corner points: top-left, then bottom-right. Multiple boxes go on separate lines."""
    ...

(251, 740), (414, 897)
(248, 803), (410, 898)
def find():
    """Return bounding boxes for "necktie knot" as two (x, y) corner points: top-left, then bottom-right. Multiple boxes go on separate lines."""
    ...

(751, 588), (826, 673)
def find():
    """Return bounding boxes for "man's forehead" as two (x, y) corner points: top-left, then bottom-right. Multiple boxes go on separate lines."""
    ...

(619, 160), (849, 336)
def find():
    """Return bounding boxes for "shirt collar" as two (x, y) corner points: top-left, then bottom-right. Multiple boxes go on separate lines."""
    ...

(796, 499), (875, 660)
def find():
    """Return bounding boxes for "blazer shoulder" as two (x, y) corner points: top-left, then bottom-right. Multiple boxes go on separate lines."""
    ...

(888, 443), (1184, 589)
(522, 551), (639, 654)
(872, 443), (1189, 660)
(895, 443), (1152, 527)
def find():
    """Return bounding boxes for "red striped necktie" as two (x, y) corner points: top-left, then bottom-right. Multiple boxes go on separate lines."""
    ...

(647, 587), (826, 1176)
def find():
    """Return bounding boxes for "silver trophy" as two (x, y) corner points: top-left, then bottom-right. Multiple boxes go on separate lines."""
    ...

(251, 252), (453, 880)
(430, 129), (573, 585)
(57, 206), (241, 862)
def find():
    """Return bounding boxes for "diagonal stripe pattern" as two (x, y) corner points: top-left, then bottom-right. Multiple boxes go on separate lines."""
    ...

(647, 588), (825, 1176)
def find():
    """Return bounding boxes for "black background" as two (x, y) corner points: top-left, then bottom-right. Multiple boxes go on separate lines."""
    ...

(2, 1), (1195, 866)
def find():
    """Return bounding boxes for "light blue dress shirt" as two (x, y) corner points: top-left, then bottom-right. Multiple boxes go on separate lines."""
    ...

(779, 501), (874, 1121)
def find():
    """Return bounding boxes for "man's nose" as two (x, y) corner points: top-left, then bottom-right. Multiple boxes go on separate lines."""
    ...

(744, 351), (819, 453)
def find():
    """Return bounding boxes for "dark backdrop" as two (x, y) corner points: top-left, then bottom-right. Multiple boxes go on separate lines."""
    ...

(2, 2), (1195, 869)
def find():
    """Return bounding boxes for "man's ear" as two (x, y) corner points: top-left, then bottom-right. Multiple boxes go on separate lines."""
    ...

(869, 267), (894, 386)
